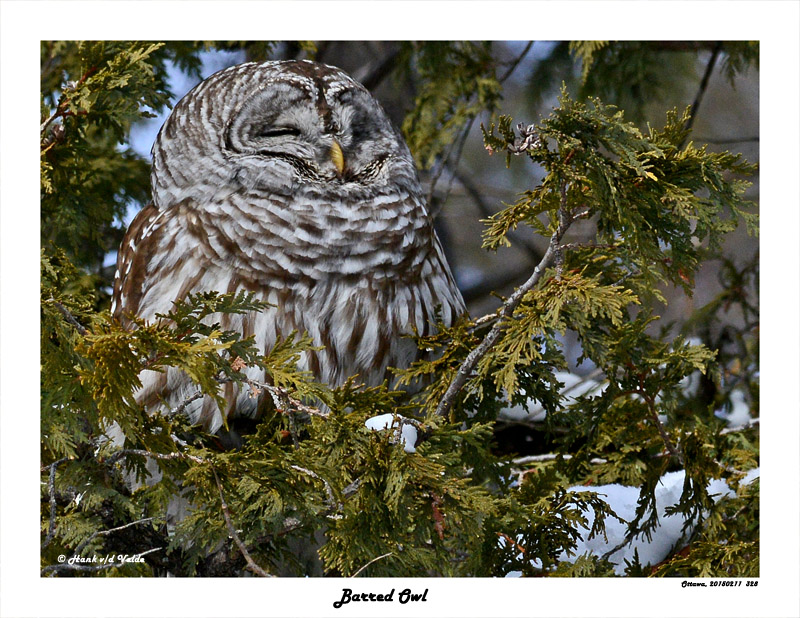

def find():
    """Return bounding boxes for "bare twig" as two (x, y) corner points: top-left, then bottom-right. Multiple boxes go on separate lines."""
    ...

(498, 531), (527, 555)
(40, 66), (97, 137)
(72, 517), (156, 558)
(648, 407), (684, 467)
(291, 465), (336, 508)
(212, 468), (275, 577)
(104, 448), (206, 467)
(41, 457), (72, 549)
(601, 531), (637, 561)
(40, 108), (63, 136)
(435, 177), (574, 419)
(714, 459), (745, 476)
(559, 241), (616, 253)
(499, 41), (535, 83)
(245, 378), (329, 419)
(193, 374), (328, 424)
(511, 453), (608, 466)
(286, 409), (301, 448)
(342, 478), (362, 498)
(693, 135), (759, 145)
(510, 453), (607, 483)
(682, 42), (722, 143)
(719, 417), (759, 435)
(471, 311), (500, 329)
(427, 115), (476, 210)
(351, 552), (394, 577)
(173, 390), (205, 418)
(561, 367), (606, 398)
(51, 300), (88, 336)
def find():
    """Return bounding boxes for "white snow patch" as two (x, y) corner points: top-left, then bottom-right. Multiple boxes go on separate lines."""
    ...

(499, 371), (605, 422)
(714, 389), (752, 427)
(502, 467), (759, 575)
(365, 414), (418, 453)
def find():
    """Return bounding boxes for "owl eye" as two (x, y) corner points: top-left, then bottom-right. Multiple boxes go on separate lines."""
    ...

(256, 126), (301, 138)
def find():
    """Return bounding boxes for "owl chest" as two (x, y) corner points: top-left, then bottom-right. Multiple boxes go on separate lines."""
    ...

(248, 276), (427, 388)
(198, 191), (432, 282)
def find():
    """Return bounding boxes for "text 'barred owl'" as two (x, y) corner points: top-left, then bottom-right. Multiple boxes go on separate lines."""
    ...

(112, 60), (465, 433)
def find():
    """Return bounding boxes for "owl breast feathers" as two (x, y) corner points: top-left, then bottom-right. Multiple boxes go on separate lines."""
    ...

(112, 59), (465, 433)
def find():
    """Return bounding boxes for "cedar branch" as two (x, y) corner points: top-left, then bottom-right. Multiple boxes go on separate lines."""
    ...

(434, 177), (574, 419)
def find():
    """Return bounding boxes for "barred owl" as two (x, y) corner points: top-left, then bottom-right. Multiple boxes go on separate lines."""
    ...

(112, 60), (465, 434)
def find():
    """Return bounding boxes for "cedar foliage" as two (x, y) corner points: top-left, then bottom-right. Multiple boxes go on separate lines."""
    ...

(40, 41), (759, 577)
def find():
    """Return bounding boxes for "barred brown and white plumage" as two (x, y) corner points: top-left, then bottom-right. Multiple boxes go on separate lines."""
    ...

(112, 60), (465, 434)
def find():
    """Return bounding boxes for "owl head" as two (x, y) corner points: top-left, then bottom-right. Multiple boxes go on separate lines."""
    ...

(151, 60), (421, 208)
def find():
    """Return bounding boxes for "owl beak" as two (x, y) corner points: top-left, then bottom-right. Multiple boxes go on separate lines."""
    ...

(330, 139), (346, 178)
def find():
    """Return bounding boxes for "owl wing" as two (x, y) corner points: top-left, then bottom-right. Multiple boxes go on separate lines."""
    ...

(112, 201), (275, 432)
(113, 200), (259, 323)
(112, 202), (162, 325)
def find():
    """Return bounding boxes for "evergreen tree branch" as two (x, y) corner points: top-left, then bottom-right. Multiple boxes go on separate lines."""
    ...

(102, 447), (354, 569)
(212, 468), (275, 577)
(435, 177), (574, 419)
(253, 478), (362, 550)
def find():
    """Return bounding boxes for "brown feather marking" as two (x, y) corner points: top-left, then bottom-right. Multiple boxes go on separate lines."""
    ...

(113, 203), (160, 326)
